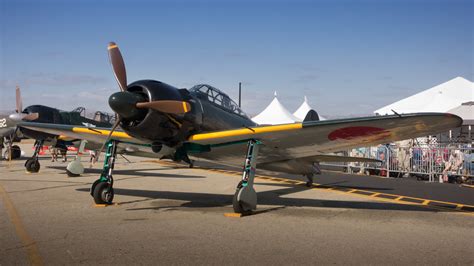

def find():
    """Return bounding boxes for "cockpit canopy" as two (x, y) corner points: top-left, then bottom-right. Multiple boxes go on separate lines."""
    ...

(190, 84), (248, 118)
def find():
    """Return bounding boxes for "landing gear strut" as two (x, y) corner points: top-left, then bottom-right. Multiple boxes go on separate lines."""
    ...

(25, 140), (43, 173)
(91, 140), (118, 204)
(305, 162), (321, 187)
(232, 140), (260, 214)
(305, 174), (314, 187)
(3, 135), (21, 160)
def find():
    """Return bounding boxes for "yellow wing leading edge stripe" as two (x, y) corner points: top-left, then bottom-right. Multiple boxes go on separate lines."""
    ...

(188, 123), (302, 141)
(72, 127), (132, 139)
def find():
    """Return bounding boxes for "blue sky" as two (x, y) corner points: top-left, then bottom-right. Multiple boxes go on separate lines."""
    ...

(0, 0), (472, 117)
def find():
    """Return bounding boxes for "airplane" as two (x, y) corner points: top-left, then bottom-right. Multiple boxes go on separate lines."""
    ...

(0, 86), (114, 173)
(19, 105), (114, 173)
(18, 42), (463, 214)
(0, 86), (39, 160)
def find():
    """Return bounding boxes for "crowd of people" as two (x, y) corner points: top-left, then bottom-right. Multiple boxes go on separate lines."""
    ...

(347, 140), (473, 184)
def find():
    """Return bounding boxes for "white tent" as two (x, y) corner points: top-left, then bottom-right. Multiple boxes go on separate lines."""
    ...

(293, 96), (326, 121)
(374, 77), (474, 115)
(447, 102), (474, 125)
(252, 92), (299, 125)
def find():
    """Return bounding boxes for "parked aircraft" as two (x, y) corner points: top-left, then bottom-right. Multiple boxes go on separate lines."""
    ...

(0, 86), (38, 160)
(19, 42), (463, 213)
(19, 105), (114, 173)
(0, 86), (114, 173)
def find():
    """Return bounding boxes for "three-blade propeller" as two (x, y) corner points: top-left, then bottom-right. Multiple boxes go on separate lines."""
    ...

(107, 42), (190, 115)
(95, 42), (192, 162)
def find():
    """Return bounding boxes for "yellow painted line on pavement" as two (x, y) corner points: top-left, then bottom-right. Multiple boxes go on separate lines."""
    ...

(224, 212), (244, 218)
(93, 203), (119, 208)
(0, 183), (43, 265)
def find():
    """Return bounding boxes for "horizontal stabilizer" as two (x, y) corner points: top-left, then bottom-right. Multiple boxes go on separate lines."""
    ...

(303, 154), (382, 164)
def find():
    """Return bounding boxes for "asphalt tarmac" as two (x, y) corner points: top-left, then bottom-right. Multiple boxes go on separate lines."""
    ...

(1, 146), (473, 265)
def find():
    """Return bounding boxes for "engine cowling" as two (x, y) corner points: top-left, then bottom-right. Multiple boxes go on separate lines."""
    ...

(109, 80), (201, 146)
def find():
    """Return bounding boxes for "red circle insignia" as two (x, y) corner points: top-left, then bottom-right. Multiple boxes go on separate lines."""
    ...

(328, 126), (388, 141)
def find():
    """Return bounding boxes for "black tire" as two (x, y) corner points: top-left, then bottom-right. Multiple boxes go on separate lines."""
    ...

(25, 159), (40, 173)
(92, 182), (114, 204)
(232, 189), (245, 213)
(232, 181), (246, 213)
(11, 145), (21, 159)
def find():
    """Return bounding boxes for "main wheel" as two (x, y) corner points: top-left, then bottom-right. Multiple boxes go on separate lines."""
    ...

(4, 145), (22, 160)
(232, 188), (245, 213)
(11, 145), (21, 159)
(92, 182), (114, 204)
(25, 159), (40, 173)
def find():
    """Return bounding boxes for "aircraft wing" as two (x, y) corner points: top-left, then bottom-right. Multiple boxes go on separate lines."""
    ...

(19, 113), (462, 168)
(187, 113), (462, 165)
(17, 122), (147, 145)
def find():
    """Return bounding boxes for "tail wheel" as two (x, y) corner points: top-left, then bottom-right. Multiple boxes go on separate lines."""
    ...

(92, 182), (114, 204)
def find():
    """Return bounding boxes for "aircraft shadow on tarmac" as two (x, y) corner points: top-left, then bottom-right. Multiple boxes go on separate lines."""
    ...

(47, 166), (205, 179)
(76, 185), (448, 214)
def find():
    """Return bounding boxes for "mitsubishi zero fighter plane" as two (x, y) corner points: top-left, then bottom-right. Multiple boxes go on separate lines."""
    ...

(19, 42), (463, 213)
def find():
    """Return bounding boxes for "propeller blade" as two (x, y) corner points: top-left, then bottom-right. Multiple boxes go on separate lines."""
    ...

(107, 42), (127, 91)
(15, 86), (22, 113)
(94, 119), (121, 163)
(136, 100), (191, 114)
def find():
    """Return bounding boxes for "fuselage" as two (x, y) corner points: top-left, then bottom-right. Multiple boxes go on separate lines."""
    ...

(20, 105), (113, 141)
(0, 116), (17, 137)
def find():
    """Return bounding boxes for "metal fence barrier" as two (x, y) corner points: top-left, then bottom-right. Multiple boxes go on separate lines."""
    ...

(322, 145), (473, 183)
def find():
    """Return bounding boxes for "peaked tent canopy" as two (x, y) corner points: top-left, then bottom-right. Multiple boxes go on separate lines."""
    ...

(252, 92), (300, 125)
(293, 96), (326, 121)
(447, 102), (474, 125)
(374, 77), (474, 115)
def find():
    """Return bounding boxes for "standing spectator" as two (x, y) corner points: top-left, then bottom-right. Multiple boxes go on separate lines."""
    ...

(442, 150), (464, 183)
(89, 150), (97, 167)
